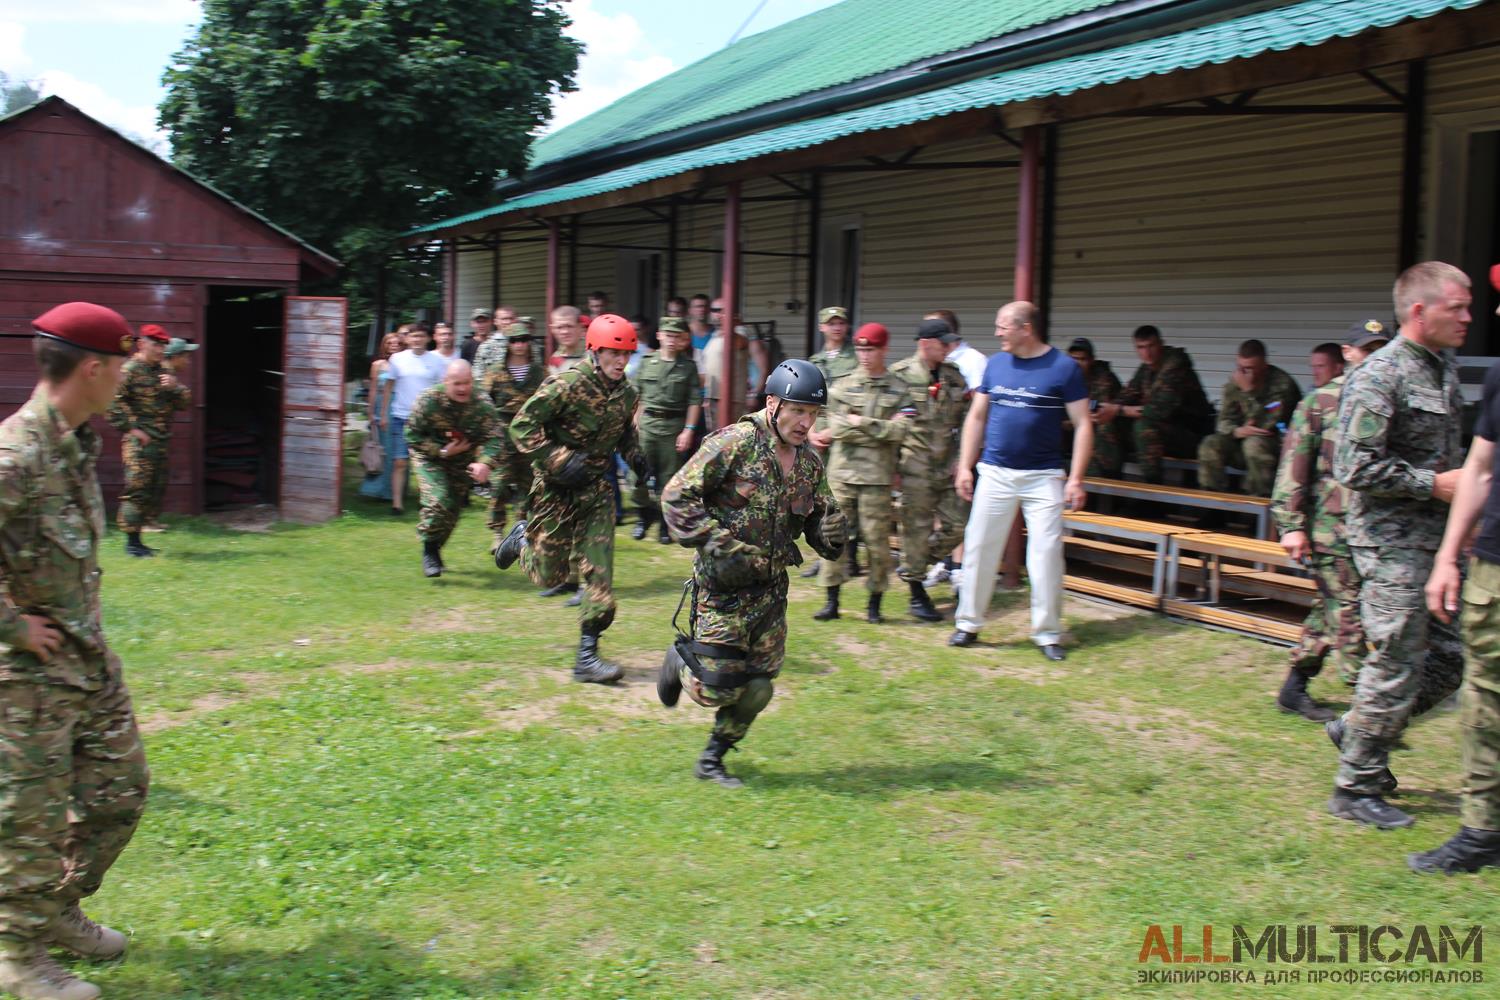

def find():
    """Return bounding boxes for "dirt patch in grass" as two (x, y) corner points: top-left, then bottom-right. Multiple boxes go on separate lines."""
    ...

(1071, 696), (1230, 757)
(203, 505), (278, 532)
(140, 672), (280, 733)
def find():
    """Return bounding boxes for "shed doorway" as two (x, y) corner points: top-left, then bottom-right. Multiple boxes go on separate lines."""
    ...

(203, 287), (284, 509)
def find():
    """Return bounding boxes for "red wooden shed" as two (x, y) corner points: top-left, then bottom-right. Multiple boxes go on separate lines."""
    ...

(0, 97), (347, 523)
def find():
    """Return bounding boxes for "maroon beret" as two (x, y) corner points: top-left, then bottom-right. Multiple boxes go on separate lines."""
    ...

(33, 302), (135, 357)
(1491, 263), (1499, 293)
(139, 323), (169, 343)
(853, 322), (889, 348)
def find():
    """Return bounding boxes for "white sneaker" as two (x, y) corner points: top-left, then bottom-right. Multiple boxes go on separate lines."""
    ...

(922, 563), (950, 588)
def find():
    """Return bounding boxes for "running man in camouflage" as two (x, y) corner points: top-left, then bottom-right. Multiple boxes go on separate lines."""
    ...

(1, 302), (149, 1000)
(889, 319), (967, 622)
(658, 359), (847, 787)
(1271, 326), (1388, 722)
(1327, 262), (1469, 830)
(105, 323), (188, 558)
(404, 360), (501, 578)
(479, 326), (545, 551)
(494, 315), (650, 684)
(1198, 339), (1302, 496)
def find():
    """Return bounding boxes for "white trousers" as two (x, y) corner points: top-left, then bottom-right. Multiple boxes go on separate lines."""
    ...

(955, 463), (1066, 645)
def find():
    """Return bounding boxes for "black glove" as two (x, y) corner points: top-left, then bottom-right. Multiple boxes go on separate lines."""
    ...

(628, 452), (652, 482)
(549, 451), (591, 488)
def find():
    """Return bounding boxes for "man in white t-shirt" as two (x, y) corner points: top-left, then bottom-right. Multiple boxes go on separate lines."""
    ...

(929, 311), (986, 390)
(387, 325), (448, 514)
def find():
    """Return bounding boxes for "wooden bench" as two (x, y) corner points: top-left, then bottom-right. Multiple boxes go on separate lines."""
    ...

(1064, 534), (1313, 607)
(1063, 511), (1209, 604)
(1063, 574), (1160, 610)
(1162, 531), (1310, 642)
(1083, 477), (1271, 538)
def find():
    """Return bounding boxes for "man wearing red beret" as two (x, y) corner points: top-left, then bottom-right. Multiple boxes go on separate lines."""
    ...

(0, 303), (149, 1000)
(105, 324), (188, 556)
(814, 322), (912, 623)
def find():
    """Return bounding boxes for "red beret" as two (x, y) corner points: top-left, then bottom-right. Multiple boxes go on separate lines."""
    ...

(33, 302), (135, 357)
(139, 323), (169, 343)
(853, 322), (889, 348)
(1491, 263), (1500, 293)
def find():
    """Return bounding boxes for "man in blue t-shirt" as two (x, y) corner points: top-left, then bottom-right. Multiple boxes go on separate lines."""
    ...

(950, 301), (1092, 660)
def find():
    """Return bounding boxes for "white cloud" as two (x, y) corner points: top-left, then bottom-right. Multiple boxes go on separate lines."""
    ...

(0, 20), (30, 74)
(543, 0), (677, 134)
(36, 69), (166, 152)
(0, 0), (199, 25)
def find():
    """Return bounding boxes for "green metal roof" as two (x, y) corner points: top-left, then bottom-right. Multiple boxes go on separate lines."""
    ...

(415, 0), (1480, 236)
(530, 0), (1119, 169)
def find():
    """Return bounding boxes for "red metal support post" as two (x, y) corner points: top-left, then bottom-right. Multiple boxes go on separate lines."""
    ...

(718, 181), (742, 431)
(545, 218), (560, 359)
(1013, 125), (1042, 303)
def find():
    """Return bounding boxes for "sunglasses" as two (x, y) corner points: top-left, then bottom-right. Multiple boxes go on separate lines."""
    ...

(508, 335), (532, 344)
(710, 306), (723, 313)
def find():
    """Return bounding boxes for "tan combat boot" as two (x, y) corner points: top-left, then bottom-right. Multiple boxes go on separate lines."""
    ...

(46, 905), (127, 960)
(0, 944), (101, 1000)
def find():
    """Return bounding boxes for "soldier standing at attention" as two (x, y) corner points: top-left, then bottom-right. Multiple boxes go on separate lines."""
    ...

(0, 302), (149, 1000)
(495, 315), (650, 684)
(631, 317), (702, 544)
(814, 322), (911, 624)
(890, 318), (968, 622)
(480, 326), (546, 553)
(1270, 322), (1389, 722)
(1094, 325), (1213, 484)
(1411, 263), (1500, 874)
(658, 360), (847, 787)
(803, 306), (857, 578)
(106, 323), (187, 558)
(404, 359), (501, 578)
(1327, 262), (1469, 830)
(1197, 339), (1302, 496)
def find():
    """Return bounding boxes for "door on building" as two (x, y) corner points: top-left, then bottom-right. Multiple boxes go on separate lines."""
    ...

(203, 287), (286, 511)
(279, 296), (348, 523)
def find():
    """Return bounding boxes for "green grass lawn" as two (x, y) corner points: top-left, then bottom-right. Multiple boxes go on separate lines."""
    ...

(72, 461), (1495, 999)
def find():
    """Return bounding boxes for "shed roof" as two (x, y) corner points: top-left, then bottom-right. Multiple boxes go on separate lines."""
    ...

(414, 0), (1479, 237)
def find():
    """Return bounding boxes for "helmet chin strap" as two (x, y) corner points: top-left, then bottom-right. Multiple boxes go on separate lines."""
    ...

(766, 397), (790, 445)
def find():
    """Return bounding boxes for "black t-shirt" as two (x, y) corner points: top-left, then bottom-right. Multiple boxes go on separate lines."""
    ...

(1472, 363), (1500, 564)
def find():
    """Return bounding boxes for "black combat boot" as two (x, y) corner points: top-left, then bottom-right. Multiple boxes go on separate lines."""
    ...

(658, 521), (672, 544)
(1328, 789), (1413, 829)
(846, 539), (862, 577)
(812, 586), (840, 621)
(631, 510), (653, 541)
(1277, 667), (1335, 722)
(494, 520), (527, 570)
(125, 532), (156, 558)
(421, 541), (443, 578)
(695, 735), (744, 788)
(1325, 717), (1397, 794)
(907, 581), (943, 622)
(1408, 827), (1500, 874)
(574, 629), (623, 684)
(866, 592), (884, 624)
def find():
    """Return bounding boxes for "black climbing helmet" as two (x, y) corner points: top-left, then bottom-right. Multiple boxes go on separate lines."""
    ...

(765, 358), (827, 406)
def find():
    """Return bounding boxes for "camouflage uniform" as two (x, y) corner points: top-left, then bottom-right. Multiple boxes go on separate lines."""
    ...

(632, 350), (702, 521)
(1075, 360), (1123, 477)
(1332, 336), (1464, 796)
(479, 346), (546, 537)
(403, 386), (502, 546)
(810, 344), (859, 442)
(1271, 376), (1365, 685)
(661, 410), (846, 741)
(510, 358), (641, 632)
(888, 353), (967, 583)
(1198, 365), (1303, 495)
(106, 356), (188, 529)
(1118, 345), (1213, 483)
(819, 369), (909, 594)
(0, 387), (149, 956)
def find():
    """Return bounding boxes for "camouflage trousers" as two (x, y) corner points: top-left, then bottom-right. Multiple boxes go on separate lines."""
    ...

(1336, 545), (1465, 795)
(1291, 552), (1365, 685)
(681, 574), (788, 742)
(1128, 418), (1202, 484)
(521, 479), (616, 632)
(116, 435), (169, 530)
(1196, 432), (1280, 496)
(0, 671), (148, 954)
(820, 482), (893, 593)
(896, 475), (966, 583)
(631, 428), (689, 517)
(1458, 557), (1500, 831)
(411, 456), (473, 547)
(486, 432), (533, 536)
(1066, 422), (1123, 477)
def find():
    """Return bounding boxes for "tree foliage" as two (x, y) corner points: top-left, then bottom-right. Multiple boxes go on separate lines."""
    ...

(1, 72), (43, 115)
(159, 0), (581, 345)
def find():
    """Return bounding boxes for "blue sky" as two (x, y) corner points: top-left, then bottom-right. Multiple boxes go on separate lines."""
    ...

(0, 0), (840, 151)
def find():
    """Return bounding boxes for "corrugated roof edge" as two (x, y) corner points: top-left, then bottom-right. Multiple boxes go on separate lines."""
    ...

(2, 96), (340, 272)
(412, 0), (1478, 238)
